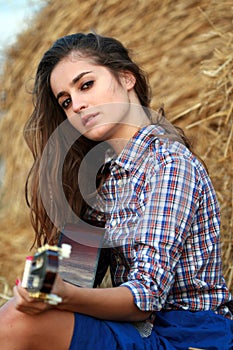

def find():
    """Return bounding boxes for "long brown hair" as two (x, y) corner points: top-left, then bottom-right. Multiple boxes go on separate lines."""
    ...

(24, 32), (194, 247)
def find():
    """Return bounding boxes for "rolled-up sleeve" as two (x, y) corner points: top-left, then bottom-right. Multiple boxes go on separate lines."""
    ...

(121, 153), (200, 311)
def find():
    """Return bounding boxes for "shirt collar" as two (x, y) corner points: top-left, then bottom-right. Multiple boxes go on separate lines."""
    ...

(111, 124), (165, 172)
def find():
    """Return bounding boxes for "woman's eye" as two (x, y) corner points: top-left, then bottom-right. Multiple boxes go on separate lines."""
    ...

(61, 98), (71, 109)
(81, 80), (94, 91)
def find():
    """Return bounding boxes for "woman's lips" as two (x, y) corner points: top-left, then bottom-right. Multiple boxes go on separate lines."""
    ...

(81, 112), (99, 126)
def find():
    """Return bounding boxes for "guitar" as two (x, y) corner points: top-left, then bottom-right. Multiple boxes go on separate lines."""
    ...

(21, 243), (71, 305)
(21, 220), (106, 305)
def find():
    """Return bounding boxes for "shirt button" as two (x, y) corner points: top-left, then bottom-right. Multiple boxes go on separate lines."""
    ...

(118, 179), (123, 186)
(111, 219), (117, 227)
(116, 256), (121, 263)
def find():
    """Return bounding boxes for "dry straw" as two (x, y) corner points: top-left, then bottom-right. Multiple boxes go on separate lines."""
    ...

(0, 0), (232, 303)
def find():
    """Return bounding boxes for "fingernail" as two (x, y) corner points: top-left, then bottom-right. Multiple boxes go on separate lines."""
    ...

(15, 278), (20, 286)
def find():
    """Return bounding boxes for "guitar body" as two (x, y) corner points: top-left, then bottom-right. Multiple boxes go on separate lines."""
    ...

(22, 244), (71, 304)
(21, 221), (105, 304)
(27, 248), (59, 294)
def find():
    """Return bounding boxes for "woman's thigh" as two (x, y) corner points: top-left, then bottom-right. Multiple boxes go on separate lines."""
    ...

(0, 298), (74, 350)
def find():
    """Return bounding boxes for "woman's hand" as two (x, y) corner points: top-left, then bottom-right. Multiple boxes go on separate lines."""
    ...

(13, 276), (67, 315)
(13, 283), (51, 315)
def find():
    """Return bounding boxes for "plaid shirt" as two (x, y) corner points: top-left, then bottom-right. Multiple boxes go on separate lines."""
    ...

(93, 125), (232, 319)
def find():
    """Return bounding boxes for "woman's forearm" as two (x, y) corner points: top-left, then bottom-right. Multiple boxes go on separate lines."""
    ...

(56, 282), (151, 322)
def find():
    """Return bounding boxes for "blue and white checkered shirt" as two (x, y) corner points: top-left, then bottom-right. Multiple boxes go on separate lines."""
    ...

(92, 124), (232, 319)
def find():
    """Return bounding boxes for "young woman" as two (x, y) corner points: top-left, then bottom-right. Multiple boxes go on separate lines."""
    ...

(0, 32), (232, 350)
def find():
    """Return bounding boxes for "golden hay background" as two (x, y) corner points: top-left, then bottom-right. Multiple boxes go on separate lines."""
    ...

(0, 0), (232, 303)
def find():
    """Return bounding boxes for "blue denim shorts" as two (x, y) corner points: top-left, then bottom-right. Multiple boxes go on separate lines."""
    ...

(69, 310), (233, 350)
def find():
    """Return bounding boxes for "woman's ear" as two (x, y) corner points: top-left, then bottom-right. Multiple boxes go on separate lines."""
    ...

(120, 71), (136, 91)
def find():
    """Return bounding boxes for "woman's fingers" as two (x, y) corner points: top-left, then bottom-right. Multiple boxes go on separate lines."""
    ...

(13, 284), (51, 315)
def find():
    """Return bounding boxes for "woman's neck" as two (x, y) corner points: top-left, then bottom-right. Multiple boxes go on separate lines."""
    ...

(107, 109), (150, 154)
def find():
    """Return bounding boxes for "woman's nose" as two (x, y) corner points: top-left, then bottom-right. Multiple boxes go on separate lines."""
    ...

(72, 95), (88, 113)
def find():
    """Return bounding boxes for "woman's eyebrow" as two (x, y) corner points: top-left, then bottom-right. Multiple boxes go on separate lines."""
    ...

(56, 71), (92, 100)
(72, 71), (92, 84)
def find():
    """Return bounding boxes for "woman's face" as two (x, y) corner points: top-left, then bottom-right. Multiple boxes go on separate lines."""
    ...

(50, 54), (140, 144)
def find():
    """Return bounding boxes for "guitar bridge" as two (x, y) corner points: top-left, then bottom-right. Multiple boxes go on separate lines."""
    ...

(28, 291), (62, 305)
(21, 244), (71, 303)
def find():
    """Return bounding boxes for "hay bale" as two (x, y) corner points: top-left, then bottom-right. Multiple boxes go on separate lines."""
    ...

(0, 0), (232, 293)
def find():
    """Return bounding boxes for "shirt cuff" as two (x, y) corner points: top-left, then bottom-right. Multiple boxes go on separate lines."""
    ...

(121, 280), (164, 312)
